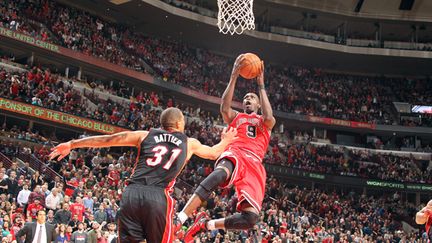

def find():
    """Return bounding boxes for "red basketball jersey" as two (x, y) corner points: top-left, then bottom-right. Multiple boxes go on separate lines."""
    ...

(228, 112), (271, 160)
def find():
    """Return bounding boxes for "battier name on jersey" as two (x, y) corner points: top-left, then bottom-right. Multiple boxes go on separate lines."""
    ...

(154, 134), (183, 146)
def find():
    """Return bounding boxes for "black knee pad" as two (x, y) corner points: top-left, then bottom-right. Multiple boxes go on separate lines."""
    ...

(225, 211), (259, 230)
(217, 159), (234, 175)
(195, 160), (234, 201)
(242, 211), (259, 227)
(195, 168), (227, 200)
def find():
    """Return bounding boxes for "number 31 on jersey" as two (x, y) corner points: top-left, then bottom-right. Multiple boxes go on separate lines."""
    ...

(146, 145), (182, 170)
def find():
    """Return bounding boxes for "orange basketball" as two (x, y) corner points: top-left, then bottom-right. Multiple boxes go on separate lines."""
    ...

(239, 53), (262, 79)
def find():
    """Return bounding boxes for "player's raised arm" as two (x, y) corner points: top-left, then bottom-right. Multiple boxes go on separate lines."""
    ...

(49, 131), (148, 161)
(188, 127), (237, 160)
(256, 61), (276, 129)
(220, 55), (245, 124)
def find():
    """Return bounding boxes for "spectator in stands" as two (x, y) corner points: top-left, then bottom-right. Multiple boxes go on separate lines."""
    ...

(27, 185), (45, 207)
(83, 191), (94, 212)
(68, 214), (80, 232)
(70, 197), (85, 222)
(46, 210), (55, 225)
(66, 225), (73, 241)
(1, 221), (12, 239)
(29, 171), (43, 191)
(94, 204), (107, 225)
(26, 199), (44, 222)
(87, 221), (103, 243)
(72, 182), (85, 199)
(54, 202), (72, 225)
(70, 222), (87, 243)
(17, 184), (31, 209)
(6, 163), (18, 177)
(55, 224), (68, 243)
(0, 171), (8, 195)
(107, 167), (120, 188)
(11, 214), (23, 235)
(41, 184), (50, 197)
(45, 188), (61, 211)
(19, 163), (31, 179)
(7, 170), (19, 199)
(106, 223), (117, 242)
(48, 176), (63, 191)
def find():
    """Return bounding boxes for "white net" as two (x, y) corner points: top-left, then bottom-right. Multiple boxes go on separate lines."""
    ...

(217, 0), (255, 35)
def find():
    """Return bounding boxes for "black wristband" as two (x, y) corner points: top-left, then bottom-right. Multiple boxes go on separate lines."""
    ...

(258, 84), (265, 90)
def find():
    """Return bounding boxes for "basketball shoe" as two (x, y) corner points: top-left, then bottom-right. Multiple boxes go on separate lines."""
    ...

(183, 211), (209, 243)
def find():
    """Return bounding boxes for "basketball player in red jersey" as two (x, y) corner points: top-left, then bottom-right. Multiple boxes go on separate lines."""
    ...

(176, 54), (276, 241)
(416, 200), (432, 241)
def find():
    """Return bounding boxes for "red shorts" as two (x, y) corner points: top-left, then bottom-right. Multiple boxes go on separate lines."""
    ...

(215, 147), (266, 212)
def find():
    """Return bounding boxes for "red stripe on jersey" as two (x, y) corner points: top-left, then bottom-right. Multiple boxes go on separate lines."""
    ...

(161, 186), (175, 243)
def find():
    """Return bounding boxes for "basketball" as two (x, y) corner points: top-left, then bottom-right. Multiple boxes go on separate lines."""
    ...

(239, 53), (262, 79)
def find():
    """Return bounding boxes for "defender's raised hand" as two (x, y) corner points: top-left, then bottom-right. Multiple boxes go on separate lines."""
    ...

(49, 142), (72, 161)
(221, 126), (238, 143)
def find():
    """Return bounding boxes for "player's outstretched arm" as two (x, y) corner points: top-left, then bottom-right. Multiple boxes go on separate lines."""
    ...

(257, 61), (276, 129)
(221, 55), (245, 124)
(49, 131), (148, 161)
(188, 127), (237, 160)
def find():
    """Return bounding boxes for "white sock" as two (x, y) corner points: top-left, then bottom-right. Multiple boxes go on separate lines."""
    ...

(206, 220), (216, 230)
(178, 212), (188, 224)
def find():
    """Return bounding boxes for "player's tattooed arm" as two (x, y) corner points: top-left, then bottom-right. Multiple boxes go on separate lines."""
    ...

(49, 131), (148, 161)
(256, 61), (276, 130)
(221, 55), (245, 124)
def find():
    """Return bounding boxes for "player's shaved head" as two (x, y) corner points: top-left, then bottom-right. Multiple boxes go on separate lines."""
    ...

(160, 107), (184, 131)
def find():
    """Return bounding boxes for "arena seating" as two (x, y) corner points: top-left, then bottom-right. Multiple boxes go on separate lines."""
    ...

(1, 62), (430, 184)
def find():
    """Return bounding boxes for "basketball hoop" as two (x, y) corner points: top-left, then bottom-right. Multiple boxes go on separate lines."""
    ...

(217, 0), (255, 35)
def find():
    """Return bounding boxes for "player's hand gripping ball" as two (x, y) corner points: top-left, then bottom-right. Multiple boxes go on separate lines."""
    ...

(239, 53), (262, 79)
